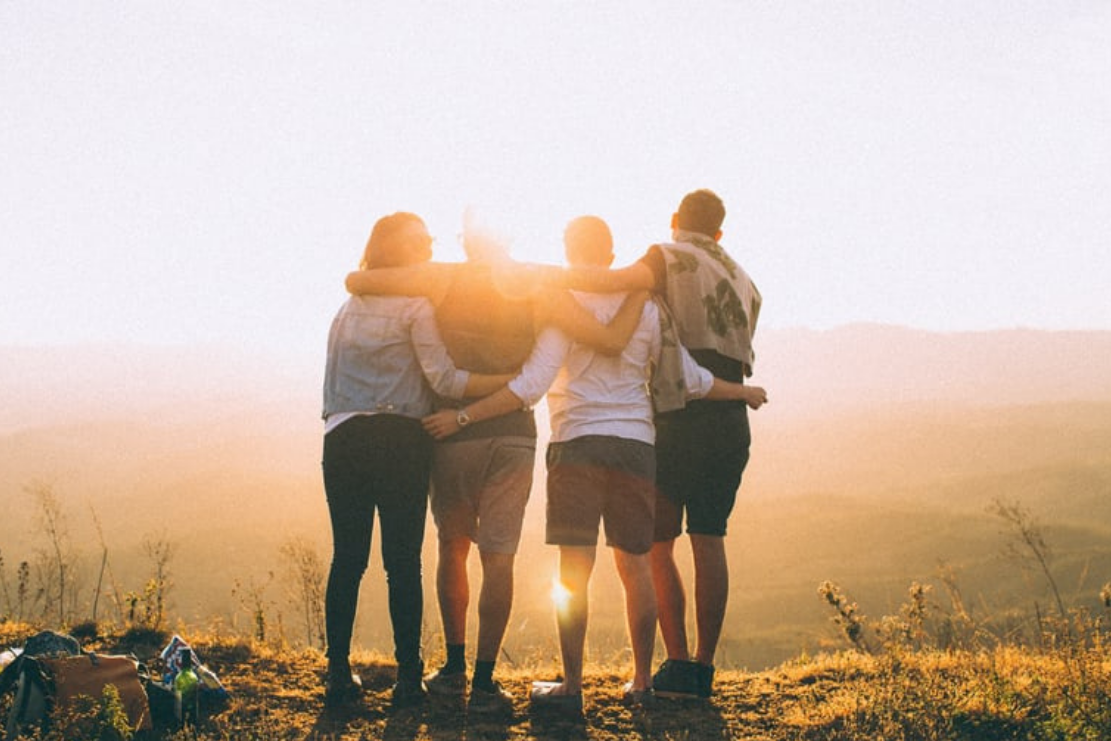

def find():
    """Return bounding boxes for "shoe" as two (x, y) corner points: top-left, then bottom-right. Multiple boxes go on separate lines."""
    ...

(651, 659), (701, 699)
(621, 681), (655, 708)
(529, 681), (582, 715)
(425, 668), (468, 697)
(391, 677), (428, 708)
(696, 663), (715, 699)
(323, 671), (363, 707)
(469, 680), (514, 714)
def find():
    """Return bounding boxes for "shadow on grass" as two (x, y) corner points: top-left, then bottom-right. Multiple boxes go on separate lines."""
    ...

(633, 698), (728, 740)
(528, 708), (588, 741)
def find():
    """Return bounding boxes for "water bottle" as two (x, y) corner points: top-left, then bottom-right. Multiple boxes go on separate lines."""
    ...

(173, 650), (200, 724)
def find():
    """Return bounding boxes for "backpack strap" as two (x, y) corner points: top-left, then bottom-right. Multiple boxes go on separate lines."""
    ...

(0, 654), (23, 696)
(3, 656), (54, 741)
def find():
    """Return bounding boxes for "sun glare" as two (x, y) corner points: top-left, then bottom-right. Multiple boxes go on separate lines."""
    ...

(550, 577), (572, 611)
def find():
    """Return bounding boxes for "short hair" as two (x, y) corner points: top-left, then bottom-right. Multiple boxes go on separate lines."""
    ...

(675, 189), (725, 237)
(361, 212), (428, 269)
(563, 216), (613, 267)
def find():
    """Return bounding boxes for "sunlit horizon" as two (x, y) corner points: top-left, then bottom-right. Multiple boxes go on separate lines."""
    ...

(3, 3), (1110, 352)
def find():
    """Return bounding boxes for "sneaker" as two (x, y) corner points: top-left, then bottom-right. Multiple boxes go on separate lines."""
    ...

(425, 668), (468, 697)
(469, 680), (515, 714)
(696, 663), (715, 699)
(620, 681), (655, 709)
(651, 659), (701, 699)
(323, 671), (363, 708)
(529, 681), (583, 715)
(391, 677), (428, 709)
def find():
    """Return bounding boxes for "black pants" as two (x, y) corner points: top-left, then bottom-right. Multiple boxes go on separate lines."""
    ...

(322, 414), (432, 671)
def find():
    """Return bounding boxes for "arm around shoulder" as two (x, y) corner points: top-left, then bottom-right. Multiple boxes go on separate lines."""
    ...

(539, 289), (649, 355)
(562, 261), (655, 293)
(345, 262), (453, 300)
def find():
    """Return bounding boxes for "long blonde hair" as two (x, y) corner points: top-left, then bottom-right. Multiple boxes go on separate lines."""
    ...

(360, 212), (429, 270)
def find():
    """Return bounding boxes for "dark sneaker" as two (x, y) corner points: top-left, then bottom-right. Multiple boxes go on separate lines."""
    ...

(696, 663), (715, 699)
(529, 681), (582, 716)
(620, 681), (656, 709)
(469, 680), (515, 714)
(425, 668), (468, 697)
(323, 671), (363, 708)
(651, 659), (701, 699)
(391, 677), (428, 709)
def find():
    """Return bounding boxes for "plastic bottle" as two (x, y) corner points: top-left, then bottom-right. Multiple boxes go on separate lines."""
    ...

(173, 650), (200, 724)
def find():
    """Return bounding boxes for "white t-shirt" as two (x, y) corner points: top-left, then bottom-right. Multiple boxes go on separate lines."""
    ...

(508, 292), (713, 445)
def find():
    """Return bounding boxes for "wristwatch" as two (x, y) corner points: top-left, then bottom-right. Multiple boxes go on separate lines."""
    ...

(456, 408), (472, 428)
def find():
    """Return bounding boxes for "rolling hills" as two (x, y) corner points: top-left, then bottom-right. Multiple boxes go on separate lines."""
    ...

(2, 325), (1110, 669)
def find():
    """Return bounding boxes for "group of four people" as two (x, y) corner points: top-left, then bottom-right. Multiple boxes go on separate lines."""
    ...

(319, 189), (767, 713)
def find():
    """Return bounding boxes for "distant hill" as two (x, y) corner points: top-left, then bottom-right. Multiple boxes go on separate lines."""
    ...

(2, 326), (1110, 669)
(0, 342), (319, 434)
(3, 325), (1110, 430)
(755, 324), (1111, 416)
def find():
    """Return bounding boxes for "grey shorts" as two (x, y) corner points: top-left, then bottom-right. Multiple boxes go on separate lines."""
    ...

(545, 435), (656, 555)
(430, 435), (536, 554)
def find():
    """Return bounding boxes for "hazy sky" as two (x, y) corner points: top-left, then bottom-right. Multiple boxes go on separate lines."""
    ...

(3, 2), (1109, 355)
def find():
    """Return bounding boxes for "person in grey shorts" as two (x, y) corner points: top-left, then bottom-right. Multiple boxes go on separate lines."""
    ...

(423, 216), (766, 710)
(344, 217), (648, 712)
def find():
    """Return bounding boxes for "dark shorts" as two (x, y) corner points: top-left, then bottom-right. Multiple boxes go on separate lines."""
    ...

(654, 402), (751, 540)
(545, 435), (656, 555)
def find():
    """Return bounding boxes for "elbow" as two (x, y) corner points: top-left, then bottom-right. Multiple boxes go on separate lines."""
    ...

(508, 386), (538, 409)
(345, 270), (375, 295)
(343, 272), (360, 295)
(598, 340), (625, 356)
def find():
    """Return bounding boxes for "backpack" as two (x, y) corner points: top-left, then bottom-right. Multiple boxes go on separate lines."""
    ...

(1, 632), (152, 740)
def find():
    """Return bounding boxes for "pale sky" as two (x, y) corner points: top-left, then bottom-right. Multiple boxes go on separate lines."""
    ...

(3, 2), (1109, 357)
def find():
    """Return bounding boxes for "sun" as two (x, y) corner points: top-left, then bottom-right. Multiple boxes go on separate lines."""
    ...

(550, 577), (572, 612)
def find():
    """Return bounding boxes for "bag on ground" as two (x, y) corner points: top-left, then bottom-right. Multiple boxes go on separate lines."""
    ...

(1, 632), (152, 739)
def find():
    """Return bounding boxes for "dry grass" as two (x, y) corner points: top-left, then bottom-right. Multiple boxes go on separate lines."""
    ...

(4, 621), (1111, 740)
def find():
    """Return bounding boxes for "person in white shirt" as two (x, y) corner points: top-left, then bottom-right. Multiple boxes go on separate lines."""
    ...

(421, 216), (767, 711)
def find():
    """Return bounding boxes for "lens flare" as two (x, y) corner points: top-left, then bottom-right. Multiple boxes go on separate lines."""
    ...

(550, 578), (572, 611)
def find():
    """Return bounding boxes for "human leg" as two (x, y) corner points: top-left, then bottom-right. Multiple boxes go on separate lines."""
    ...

(374, 419), (433, 705)
(590, 437), (658, 697)
(530, 439), (606, 710)
(648, 537), (703, 699)
(428, 441), (482, 689)
(423, 535), (471, 696)
(613, 548), (656, 692)
(652, 403), (748, 698)
(467, 436), (533, 707)
(556, 545), (595, 693)
(650, 538), (689, 661)
(435, 536), (471, 656)
(681, 406), (747, 696)
(475, 549), (514, 665)
(691, 533), (728, 667)
(321, 419), (380, 683)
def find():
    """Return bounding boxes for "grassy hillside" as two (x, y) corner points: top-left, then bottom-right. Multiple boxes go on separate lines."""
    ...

(2, 330), (1111, 672)
(2, 621), (1110, 740)
(3, 400), (1109, 672)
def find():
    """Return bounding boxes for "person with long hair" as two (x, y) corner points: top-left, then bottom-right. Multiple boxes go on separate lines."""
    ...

(320, 212), (512, 709)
